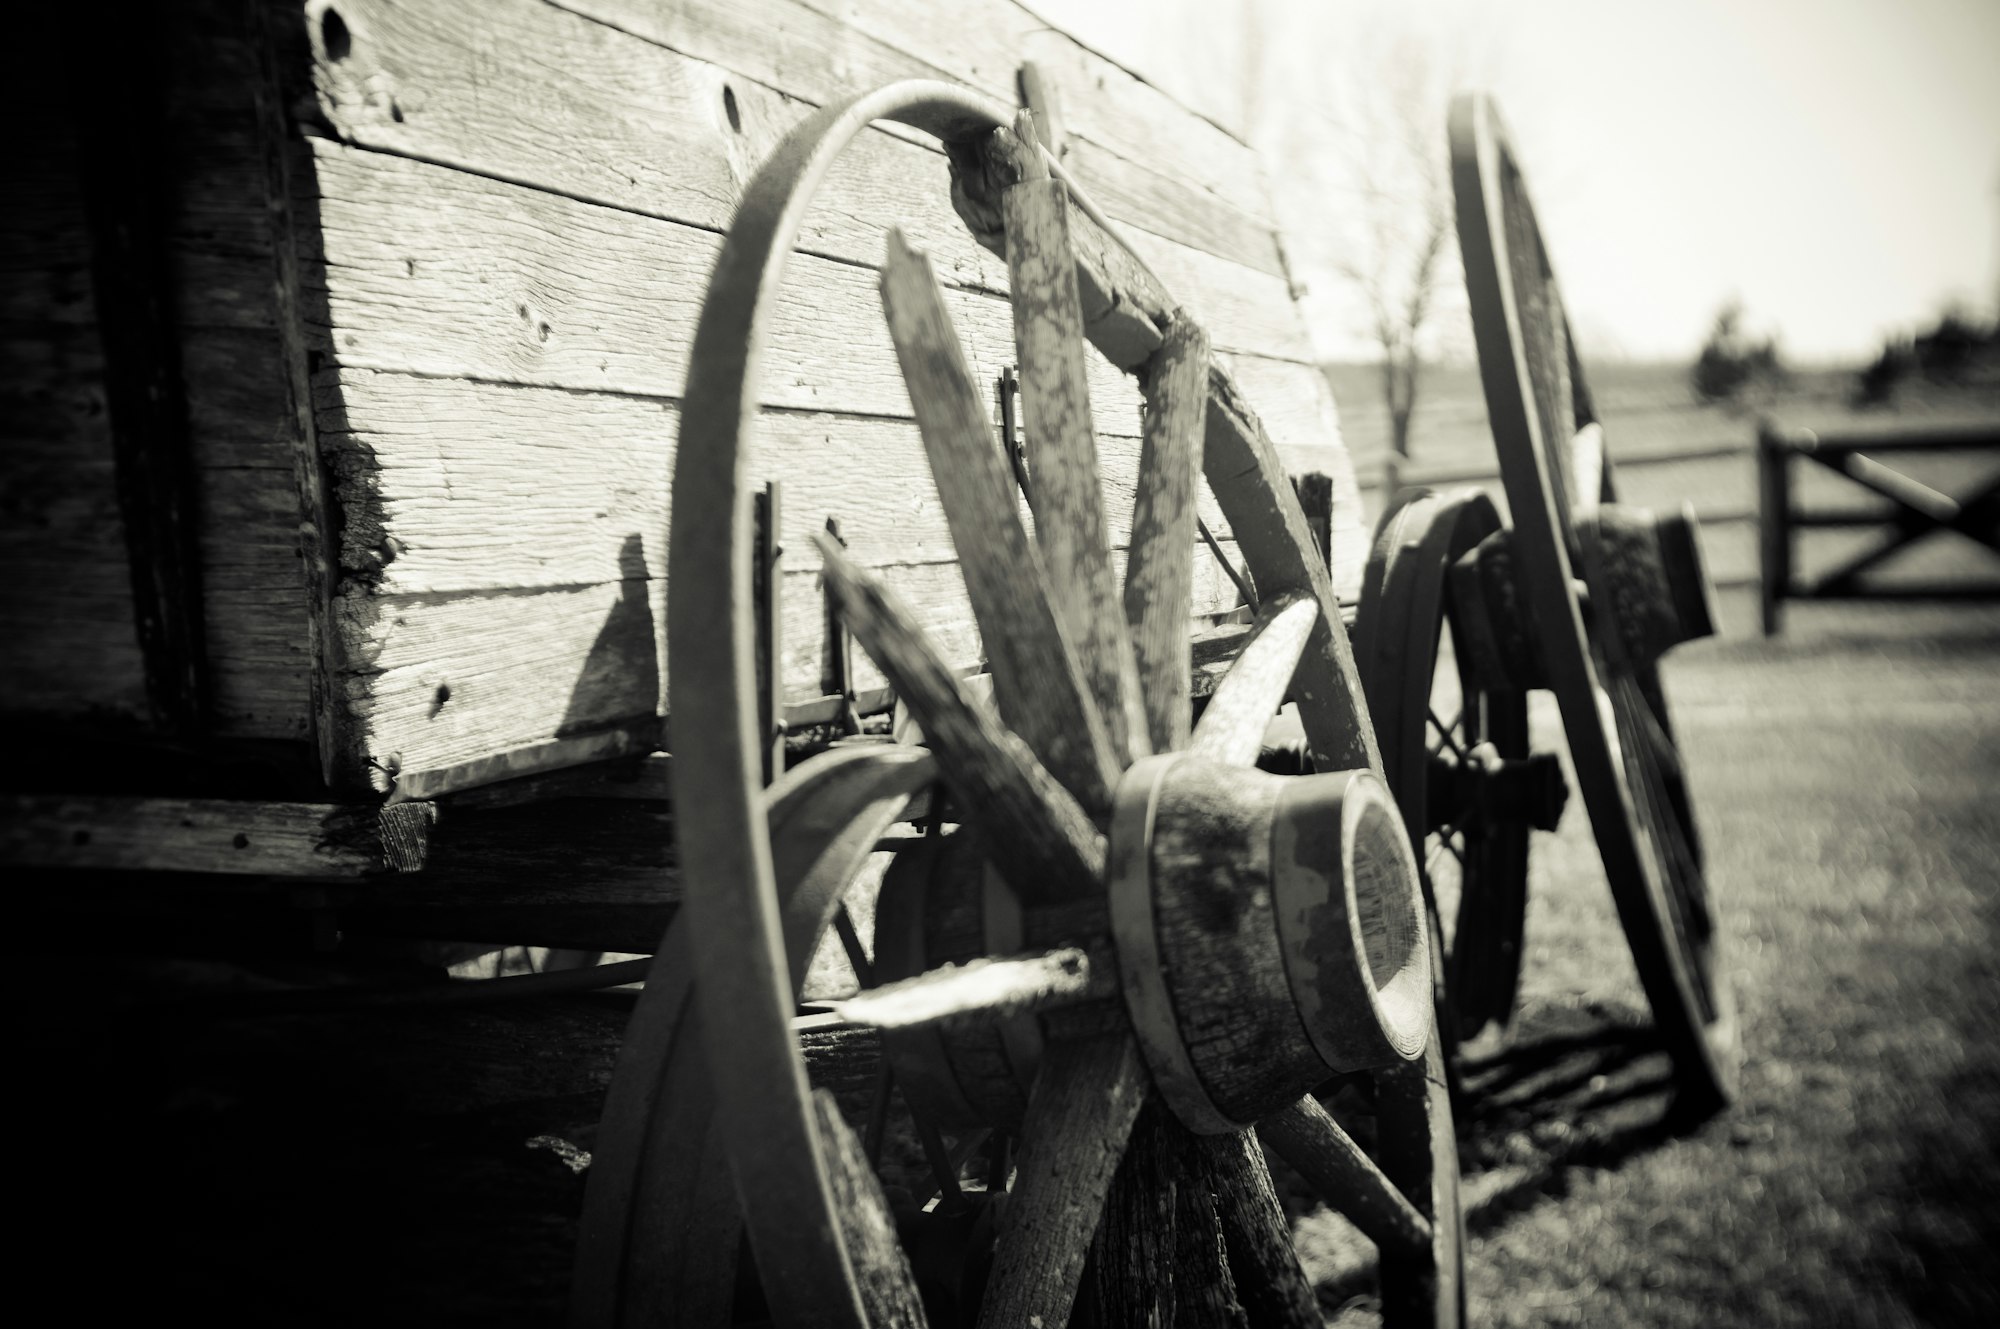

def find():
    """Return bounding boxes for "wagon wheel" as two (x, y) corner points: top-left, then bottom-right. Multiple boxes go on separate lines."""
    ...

(1449, 93), (1738, 1111)
(573, 82), (1465, 1328)
(1355, 488), (1545, 1063)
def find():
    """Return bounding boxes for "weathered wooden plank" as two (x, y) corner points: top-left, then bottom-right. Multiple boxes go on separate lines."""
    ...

(307, 142), (1129, 422)
(315, 369), (1268, 594)
(0, 794), (435, 877)
(307, 0), (1287, 281)
(1122, 226), (1313, 367)
(339, 527), (1252, 794)
(181, 327), (315, 739)
(0, 325), (150, 721)
(303, 142), (1301, 427)
(312, 359), (1355, 588)
(549, 0), (1279, 265)
(575, 0), (1269, 209)
(308, 0), (1004, 286)
(278, 0), (1359, 794)
(1058, 135), (1285, 278)
(73, 1), (213, 733)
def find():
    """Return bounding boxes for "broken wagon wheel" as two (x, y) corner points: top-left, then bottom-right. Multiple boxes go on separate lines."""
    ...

(1355, 488), (1542, 1063)
(1449, 92), (1738, 1112)
(575, 80), (1466, 1328)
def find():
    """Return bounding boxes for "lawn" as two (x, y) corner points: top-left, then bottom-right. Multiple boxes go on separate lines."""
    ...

(1291, 602), (1998, 1328)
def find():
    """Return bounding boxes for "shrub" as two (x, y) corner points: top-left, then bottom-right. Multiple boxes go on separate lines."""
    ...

(1690, 301), (1784, 406)
(1851, 338), (1912, 408)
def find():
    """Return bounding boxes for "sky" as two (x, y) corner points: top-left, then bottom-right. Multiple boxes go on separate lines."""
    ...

(1034, 0), (2000, 364)
(1478, 0), (2000, 362)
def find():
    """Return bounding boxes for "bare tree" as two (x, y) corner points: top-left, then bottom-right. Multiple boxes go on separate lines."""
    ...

(1329, 33), (1459, 478)
(1252, 7), (1483, 488)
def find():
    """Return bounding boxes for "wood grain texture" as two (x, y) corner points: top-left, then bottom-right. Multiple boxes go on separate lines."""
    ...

(0, 19), (149, 724)
(814, 535), (1104, 908)
(1171, 1140), (1249, 1329)
(316, 369), (1249, 597)
(552, 0), (1283, 270)
(1080, 1101), (1179, 1325)
(812, 1089), (928, 1328)
(879, 230), (1119, 812)
(0, 324), (150, 720)
(976, 1031), (1151, 1329)
(1125, 317), (1211, 751)
(0, 794), (435, 877)
(282, 0), (1364, 793)
(1204, 1129), (1322, 1328)
(303, 0), (1304, 362)
(328, 518), (1252, 795)
(75, 0), (212, 733)
(305, 142), (1181, 427)
(1003, 160), (1147, 763)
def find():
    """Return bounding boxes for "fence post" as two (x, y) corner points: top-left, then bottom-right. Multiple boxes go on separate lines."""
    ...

(1756, 423), (1791, 636)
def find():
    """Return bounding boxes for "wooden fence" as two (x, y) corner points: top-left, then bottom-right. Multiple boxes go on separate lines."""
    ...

(1757, 423), (2000, 634)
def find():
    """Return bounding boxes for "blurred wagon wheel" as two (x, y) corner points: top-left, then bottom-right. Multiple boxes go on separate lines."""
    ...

(573, 82), (1466, 1328)
(1449, 92), (1738, 1112)
(1354, 488), (1538, 1066)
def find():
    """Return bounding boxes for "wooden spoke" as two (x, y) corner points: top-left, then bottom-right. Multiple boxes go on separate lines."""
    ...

(1080, 1104), (1180, 1325)
(879, 228), (1120, 813)
(815, 535), (1104, 906)
(830, 946), (1113, 1031)
(1125, 316), (1212, 752)
(1203, 1129), (1323, 1327)
(812, 1090), (928, 1328)
(1257, 1094), (1432, 1260)
(1002, 110), (1149, 765)
(1202, 365), (1383, 778)
(976, 1032), (1152, 1329)
(1172, 1147), (1249, 1328)
(1187, 593), (1319, 767)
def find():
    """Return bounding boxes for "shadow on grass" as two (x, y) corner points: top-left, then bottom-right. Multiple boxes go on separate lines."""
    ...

(1454, 1001), (1716, 1234)
(1305, 1000), (1720, 1317)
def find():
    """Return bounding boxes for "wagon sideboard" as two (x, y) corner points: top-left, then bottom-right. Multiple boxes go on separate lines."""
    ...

(4, 0), (1365, 802)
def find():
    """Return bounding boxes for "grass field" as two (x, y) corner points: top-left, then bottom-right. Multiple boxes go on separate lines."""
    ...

(1441, 603), (2000, 1328)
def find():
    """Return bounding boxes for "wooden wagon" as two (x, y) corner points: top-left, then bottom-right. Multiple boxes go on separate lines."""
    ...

(4, 3), (1733, 1324)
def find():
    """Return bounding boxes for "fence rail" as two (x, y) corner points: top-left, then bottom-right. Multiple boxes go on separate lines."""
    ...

(1757, 422), (2000, 634)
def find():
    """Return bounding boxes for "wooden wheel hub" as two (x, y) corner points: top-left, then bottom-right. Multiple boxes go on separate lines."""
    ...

(1579, 501), (1719, 666)
(1109, 754), (1431, 1133)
